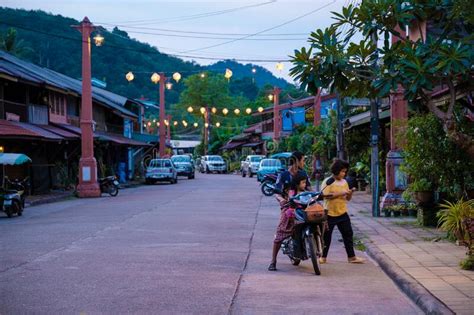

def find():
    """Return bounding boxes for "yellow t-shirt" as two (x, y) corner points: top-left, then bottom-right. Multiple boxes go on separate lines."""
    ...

(321, 177), (349, 217)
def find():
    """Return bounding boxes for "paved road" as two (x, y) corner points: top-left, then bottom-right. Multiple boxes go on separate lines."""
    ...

(0, 173), (421, 314)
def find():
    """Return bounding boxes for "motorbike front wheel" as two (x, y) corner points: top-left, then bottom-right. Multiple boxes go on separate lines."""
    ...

(290, 257), (301, 266)
(109, 185), (119, 197)
(305, 233), (321, 275)
(261, 181), (274, 196)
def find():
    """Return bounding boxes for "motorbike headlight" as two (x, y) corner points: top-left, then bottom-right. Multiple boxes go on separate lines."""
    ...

(4, 194), (16, 199)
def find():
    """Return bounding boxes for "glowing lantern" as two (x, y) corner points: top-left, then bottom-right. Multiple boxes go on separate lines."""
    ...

(194, 122), (199, 127)
(224, 68), (232, 81)
(156, 122), (159, 126)
(215, 122), (221, 128)
(126, 71), (134, 82)
(150, 72), (160, 84)
(251, 68), (257, 74)
(211, 107), (217, 114)
(173, 121), (178, 126)
(222, 108), (229, 115)
(204, 122), (209, 128)
(153, 119), (156, 123)
(147, 121), (151, 127)
(276, 62), (284, 72)
(166, 82), (173, 90)
(258, 106), (264, 113)
(268, 94), (274, 101)
(245, 108), (252, 114)
(93, 33), (104, 46)
(164, 120), (169, 126)
(200, 107), (206, 114)
(172, 72), (181, 82)
(187, 106), (194, 113)
(234, 108), (240, 115)
(200, 73), (206, 78)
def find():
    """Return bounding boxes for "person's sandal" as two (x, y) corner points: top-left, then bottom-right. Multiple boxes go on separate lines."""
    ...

(348, 256), (365, 264)
(319, 257), (327, 264)
(268, 262), (277, 271)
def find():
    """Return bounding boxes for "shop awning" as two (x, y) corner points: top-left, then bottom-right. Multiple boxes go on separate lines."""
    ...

(95, 131), (152, 146)
(0, 153), (32, 165)
(242, 142), (263, 148)
(343, 108), (391, 130)
(221, 141), (246, 150)
(37, 124), (79, 139)
(0, 119), (65, 141)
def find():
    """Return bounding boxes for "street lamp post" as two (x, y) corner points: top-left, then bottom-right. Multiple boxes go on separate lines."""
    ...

(158, 72), (166, 157)
(272, 87), (281, 142)
(74, 17), (100, 197)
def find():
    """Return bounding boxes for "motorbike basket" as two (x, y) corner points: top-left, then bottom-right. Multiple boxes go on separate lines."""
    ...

(295, 203), (326, 224)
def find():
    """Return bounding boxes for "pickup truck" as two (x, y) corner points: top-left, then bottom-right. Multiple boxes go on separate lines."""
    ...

(241, 155), (265, 178)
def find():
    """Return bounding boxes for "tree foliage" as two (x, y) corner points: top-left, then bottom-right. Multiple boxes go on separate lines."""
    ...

(290, 0), (474, 158)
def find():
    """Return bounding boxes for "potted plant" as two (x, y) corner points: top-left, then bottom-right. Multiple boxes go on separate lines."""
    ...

(382, 206), (392, 217)
(391, 205), (402, 217)
(410, 178), (434, 205)
(437, 198), (474, 247)
(407, 203), (418, 217)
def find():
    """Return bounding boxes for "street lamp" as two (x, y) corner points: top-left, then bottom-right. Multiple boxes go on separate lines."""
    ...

(73, 17), (101, 197)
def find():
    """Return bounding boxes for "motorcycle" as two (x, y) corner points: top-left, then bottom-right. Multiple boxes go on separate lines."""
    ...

(260, 173), (279, 196)
(280, 177), (335, 275)
(99, 176), (120, 197)
(1, 176), (29, 218)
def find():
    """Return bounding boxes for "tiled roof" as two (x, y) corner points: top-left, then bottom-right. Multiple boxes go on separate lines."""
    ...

(0, 51), (137, 119)
(0, 119), (39, 138)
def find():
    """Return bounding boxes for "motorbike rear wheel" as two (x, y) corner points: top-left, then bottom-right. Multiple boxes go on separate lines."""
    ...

(305, 233), (321, 275)
(109, 185), (119, 197)
(261, 181), (274, 196)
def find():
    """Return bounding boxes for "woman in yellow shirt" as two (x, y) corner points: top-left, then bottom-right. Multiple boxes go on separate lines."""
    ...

(320, 159), (364, 264)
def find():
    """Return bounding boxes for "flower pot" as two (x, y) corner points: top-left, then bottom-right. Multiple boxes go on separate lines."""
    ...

(414, 191), (434, 205)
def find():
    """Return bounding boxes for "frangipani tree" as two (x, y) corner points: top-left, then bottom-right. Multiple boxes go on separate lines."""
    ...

(290, 0), (474, 158)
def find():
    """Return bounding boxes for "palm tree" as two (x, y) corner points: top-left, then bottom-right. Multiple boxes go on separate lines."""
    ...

(0, 28), (30, 57)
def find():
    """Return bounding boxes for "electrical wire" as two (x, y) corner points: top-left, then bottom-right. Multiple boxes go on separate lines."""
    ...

(180, 0), (337, 53)
(0, 21), (290, 62)
(97, 1), (277, 26)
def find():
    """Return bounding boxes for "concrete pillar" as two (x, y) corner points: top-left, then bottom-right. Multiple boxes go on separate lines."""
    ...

(74, 17), (100, 197)
(159, 73), (166, 157)
(381, 26), (409, 209)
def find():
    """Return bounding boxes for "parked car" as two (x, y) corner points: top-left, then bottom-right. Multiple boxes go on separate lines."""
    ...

(171, 155), (195, 179)
(241, 155), (265, 178)
(270, 152), (292, 170)
(200, 155), (227, 174)
(145, 159), (178, 184)
(257, 158), (283, 182)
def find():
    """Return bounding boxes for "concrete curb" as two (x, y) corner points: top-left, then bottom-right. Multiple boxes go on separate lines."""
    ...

(26, 193), (75, 207)
(363, 241), (454, 315)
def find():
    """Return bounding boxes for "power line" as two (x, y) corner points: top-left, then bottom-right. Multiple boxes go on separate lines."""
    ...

(118, 29), (307, 41)
(180, 0), (337, 53)
(97, 1), (277, 26)
(0, 21), (290, 62)
(100, 24), (310, 37)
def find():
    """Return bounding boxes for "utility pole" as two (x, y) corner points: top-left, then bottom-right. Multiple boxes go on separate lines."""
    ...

(336, 93), (346, 160)
(158, 72), (166, 157)
(370, 32), (381, 217)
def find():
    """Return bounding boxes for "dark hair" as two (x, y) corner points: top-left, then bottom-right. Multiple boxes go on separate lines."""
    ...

(290, 171), (308, 191)
(330, 159), (349, 175)
(289, 151), (304, 166)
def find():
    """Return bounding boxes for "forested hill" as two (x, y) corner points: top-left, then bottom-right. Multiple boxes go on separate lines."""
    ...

(0, 7), (290, 104)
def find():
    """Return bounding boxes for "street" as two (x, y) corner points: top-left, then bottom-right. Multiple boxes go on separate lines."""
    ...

(0, 174), (422, 314)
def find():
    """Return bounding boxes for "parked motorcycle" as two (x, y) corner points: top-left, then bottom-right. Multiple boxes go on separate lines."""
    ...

(99, 176), (120, 197)
(1, 176), (29, 218)
(280, 177), (335, 275)
(260, 173), (279, 196)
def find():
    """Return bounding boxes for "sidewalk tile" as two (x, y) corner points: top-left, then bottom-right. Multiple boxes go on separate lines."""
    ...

(427, 267), (463, 276)
(418, 279), (455, 291)
(430, 290), (469, 300)
(440, 275), (471, 284)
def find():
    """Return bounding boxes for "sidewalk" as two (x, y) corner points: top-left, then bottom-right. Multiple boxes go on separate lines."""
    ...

(25, 180), (144, 207)
(350, 192), (473, 315)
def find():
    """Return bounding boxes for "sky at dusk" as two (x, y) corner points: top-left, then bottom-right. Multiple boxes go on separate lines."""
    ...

(3, 0), (348, 83)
